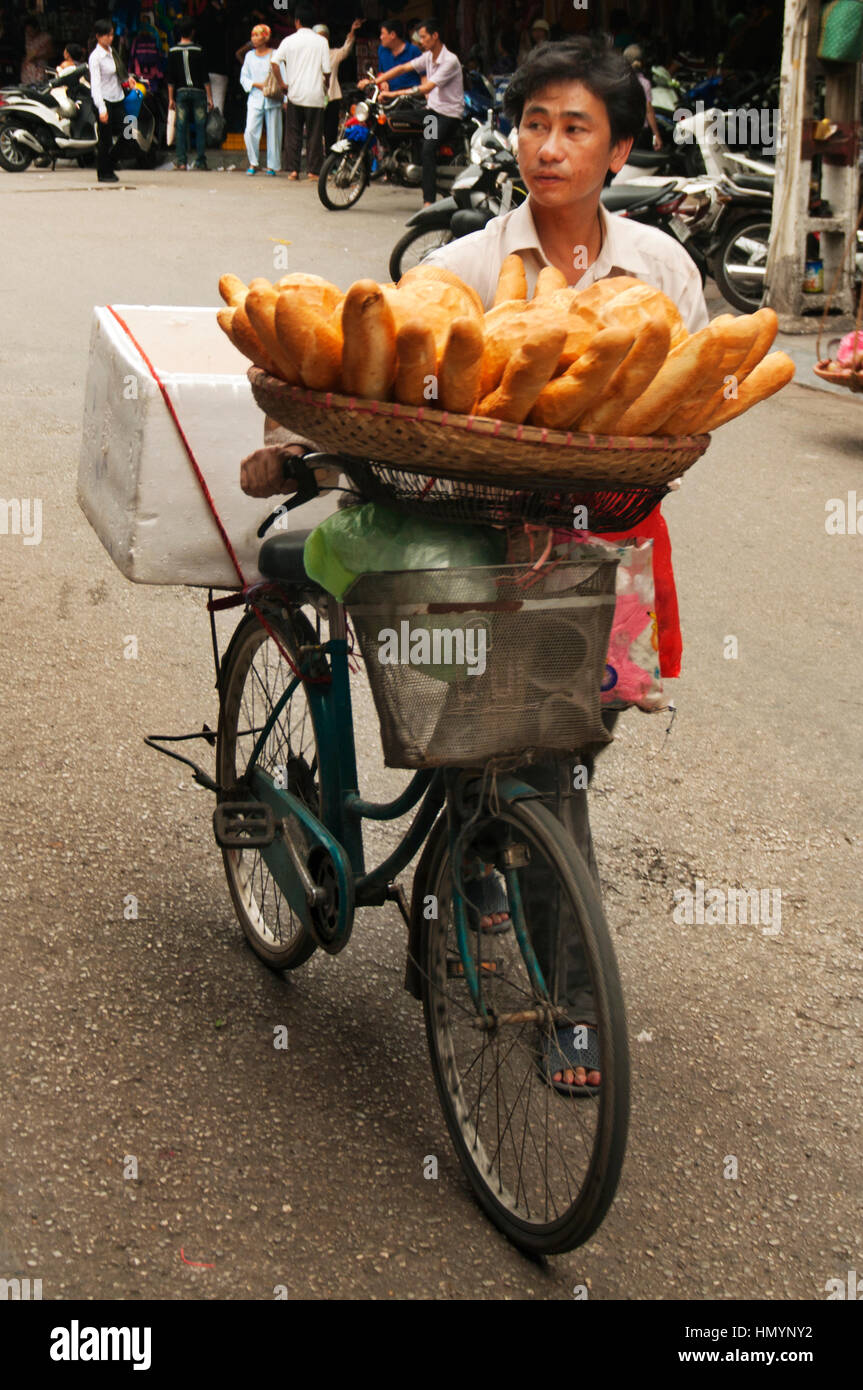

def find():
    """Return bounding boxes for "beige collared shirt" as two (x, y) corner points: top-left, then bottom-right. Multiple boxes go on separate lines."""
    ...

(424, 197), (710, 333)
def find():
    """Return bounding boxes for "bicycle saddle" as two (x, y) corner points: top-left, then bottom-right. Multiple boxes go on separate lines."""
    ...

(258, 529), (318, 587)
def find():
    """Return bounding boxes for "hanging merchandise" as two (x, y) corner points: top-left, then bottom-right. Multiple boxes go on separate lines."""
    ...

(818, 0), (863, 63)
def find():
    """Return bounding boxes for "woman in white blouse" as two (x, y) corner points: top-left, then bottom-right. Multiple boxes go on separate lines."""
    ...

(239, 24), (281, 176)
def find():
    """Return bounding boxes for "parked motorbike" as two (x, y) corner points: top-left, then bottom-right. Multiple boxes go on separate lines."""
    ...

(0, 63), (156, 173)
(318, 73), (471, 211)
(389, 140), (525, 280)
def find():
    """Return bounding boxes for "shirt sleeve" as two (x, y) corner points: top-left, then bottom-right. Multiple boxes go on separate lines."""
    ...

(239, 52), (254, 94)
(408, 53), (427, 74)
(676, 260), (710, 333)
(428, 51), (460, 88)
(89, 49), (104, 113)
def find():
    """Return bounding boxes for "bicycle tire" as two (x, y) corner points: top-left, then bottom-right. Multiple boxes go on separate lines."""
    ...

(216, 607), (320, 971)
(389, 226), (455, 283)
(414, 793), (630, 1256)
(317, 148), (369, 210)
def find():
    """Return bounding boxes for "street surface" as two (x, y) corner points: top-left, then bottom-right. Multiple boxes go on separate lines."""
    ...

(1, 165), (861, 1300)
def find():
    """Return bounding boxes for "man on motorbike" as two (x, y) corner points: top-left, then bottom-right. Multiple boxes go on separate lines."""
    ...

(240, 35), (709, 1094)
(371, 16), (463, 206)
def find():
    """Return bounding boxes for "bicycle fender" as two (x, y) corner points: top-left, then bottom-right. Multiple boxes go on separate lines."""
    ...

(251, 772), (355, 955)
(404, 195), (458, 228)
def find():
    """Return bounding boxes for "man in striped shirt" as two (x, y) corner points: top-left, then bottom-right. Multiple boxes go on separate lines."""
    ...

(166, 19), (213, 171)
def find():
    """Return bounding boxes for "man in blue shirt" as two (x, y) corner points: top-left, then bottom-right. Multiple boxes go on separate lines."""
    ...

(376, 19), (420, 92)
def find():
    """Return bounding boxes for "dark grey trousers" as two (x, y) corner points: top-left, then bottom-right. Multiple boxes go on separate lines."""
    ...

(516, 710), (620, 1022)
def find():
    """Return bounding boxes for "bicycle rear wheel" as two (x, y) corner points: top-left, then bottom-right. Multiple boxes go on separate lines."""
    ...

(217, 607), (320, 970)
(415, 793), (630, 1255)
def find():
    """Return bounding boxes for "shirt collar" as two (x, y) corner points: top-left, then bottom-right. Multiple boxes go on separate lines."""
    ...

(501, 197), (653, 282)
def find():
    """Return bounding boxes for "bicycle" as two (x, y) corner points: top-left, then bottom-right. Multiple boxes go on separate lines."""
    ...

(149, 453), (634, 1256)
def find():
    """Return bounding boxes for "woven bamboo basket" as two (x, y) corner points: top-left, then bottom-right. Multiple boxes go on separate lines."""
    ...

(249, 369), (711, 489)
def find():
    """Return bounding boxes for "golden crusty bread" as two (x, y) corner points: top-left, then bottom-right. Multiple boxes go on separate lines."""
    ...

(438, 316), (485, 414)
(341, 279), (397, 398)
(272, 290), (342, 391)
(661, 315), (761, 434)
(218, 273), (248, 308)
(601, 283), (686, 349)
(475, 325), (566, 423)
(479, 297), (599, 398)
(615, 325), (719, 435)
(534, 265), (569, 297)
(394, 320), (437, 406)
(397, 265), (484, 319)
(245, 284), (303, 384)
(570, 274), (644, 315)
(217, 303), (284, 378)
(492, 252), (528, 305)
(688, 350), (794, 434)
(529, 326), (636, 430)
(577, 318), (671, 433)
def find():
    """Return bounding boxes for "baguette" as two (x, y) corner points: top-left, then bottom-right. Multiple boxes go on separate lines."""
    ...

(475, 325), (567, 423)
(534, 265), (569, 297)
(218, 303), (283, 377)
(529, 326), (636, 430)
(438, 316), (485, 413)
(218, 273), (248, 308)
(694, 351), (795, 432)
(615, 325), (719, 435)
(601, 283), (686, 347)
(341, 279), (398, 398)
(673, 308), (778, 434)
(492, 252), (528, 305)
(397, 265), (484, 319)
(660, 315), (761, 434)
(577, 318), (671, 433)
(273, 291), (341, 389)
(394, 320), (437, 405)
(246, 285), (303, 384)
(275, 273), (342, 317)
(570, 274), (644, 315)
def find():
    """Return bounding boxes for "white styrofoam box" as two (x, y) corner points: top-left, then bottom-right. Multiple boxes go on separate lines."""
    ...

(77, 305), (336, 589)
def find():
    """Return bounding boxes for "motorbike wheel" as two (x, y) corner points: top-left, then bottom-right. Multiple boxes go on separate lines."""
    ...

(389, 227), (455, 282)
(0, 121), (34, 172)
(317, 148), (369, 210)
(714, 213), (772, 314)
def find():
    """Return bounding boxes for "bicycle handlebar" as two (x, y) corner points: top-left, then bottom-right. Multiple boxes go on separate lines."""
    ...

(256, 452), (348, 539)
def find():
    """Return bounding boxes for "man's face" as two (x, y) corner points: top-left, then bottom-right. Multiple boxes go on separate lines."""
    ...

(531, 26), (547, 44)
(517, 80), (632, 208)
(380, 26), (395, 51)
(417, 27), (437, 52)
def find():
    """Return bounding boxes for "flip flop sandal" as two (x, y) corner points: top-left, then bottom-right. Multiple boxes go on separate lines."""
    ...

(462, 867), (512, 934)
(539, 1023), (601, 1097)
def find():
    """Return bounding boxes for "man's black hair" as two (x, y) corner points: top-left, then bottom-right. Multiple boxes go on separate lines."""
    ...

(177, 18), (196, 39)
(93, 17), (114, 38)
(417, 17), (441, 37)
(65, 41), (86, 61)
(503, 36), (645, 145)
(295, 5), (315, 26)
(381, 19), (406, 40)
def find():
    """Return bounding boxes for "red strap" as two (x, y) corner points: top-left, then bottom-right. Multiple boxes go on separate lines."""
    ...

(105, 305), (307, 681)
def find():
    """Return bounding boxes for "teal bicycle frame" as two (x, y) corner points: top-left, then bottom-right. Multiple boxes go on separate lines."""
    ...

(234, 592), (548, 1014)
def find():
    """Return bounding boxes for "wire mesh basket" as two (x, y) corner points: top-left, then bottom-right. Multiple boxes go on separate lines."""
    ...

(341, 460), (668, 533)
(345, 556), (620, 769)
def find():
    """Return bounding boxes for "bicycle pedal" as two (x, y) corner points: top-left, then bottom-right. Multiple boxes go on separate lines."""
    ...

(446, 954), (500, 978)
(213, 801), (277, 849)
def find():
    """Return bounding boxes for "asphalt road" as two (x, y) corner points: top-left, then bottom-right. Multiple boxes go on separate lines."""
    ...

(1, 164), (861, 1301)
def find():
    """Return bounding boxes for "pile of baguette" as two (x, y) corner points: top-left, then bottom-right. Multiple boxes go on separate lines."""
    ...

(217, 252), (794, 437)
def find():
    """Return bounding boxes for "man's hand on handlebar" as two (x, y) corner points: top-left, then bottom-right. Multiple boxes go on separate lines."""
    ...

(240, 443), (304, 498)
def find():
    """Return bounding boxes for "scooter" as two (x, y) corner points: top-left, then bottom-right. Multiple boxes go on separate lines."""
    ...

(0, 64), (156, 172)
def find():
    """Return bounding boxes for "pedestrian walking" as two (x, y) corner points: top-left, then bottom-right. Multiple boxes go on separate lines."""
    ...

(240, 23), (281, 176)
(271, 6), (331, 180)
(88, 18), (126, 184)
(317, 17), (362, 154)
(623, 44), (662, 150)
(166, 19), (213, 171)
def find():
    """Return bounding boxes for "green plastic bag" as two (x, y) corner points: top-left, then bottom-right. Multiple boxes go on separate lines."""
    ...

(818, 0), (863, 62)
(303, 503), (506, 600)
(304, 503), (507, 684)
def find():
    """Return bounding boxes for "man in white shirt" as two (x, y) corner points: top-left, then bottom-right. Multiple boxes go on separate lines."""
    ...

(271, 5), (331, 180)
(240, 38), (709, 1093)
(373, 16), (464, 205)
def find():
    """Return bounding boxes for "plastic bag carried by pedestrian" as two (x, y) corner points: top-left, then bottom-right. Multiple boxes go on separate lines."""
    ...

(206, 106), (227, 148)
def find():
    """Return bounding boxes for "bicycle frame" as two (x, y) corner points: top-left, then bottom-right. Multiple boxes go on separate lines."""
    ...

(235, 590), (548, 1006)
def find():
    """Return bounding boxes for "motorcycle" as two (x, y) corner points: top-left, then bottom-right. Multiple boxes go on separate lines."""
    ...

(389, 138), (525, 280)
(317, 71), (471, 211)
(0, 63), (156, 173)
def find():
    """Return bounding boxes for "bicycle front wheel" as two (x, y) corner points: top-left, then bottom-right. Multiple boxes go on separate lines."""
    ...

(416, 792), (630, 1255)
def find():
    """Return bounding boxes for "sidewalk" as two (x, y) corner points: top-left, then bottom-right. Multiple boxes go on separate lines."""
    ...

(774, 330), (863, 402)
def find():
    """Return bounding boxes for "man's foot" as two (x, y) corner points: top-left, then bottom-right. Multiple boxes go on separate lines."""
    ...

(540, 1023), (601, 1095)
(193, 161), (208, 170)
(98, 173), (119, 183)
(173, 162), (187, 171)
(463, 867), (512, 934)
(265, 169), (276, 177)
(287, 170), (298, 180)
